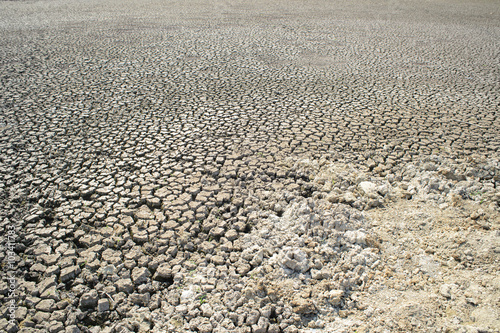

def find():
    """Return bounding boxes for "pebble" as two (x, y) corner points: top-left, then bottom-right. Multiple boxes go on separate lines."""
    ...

(98, 299), (110, 312)
(80, 290), (99, 309)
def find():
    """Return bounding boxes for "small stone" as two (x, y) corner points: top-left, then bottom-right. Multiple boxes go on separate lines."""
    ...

(49, 310), (66, 323)
(153, 264), (172, 282)
(260, 306), (272, 318)
(60, 265), (81, 283)
(466, 297), (478, 305)
(210, 227), (225, 238)
(282, 248), (309, 273)
(98, 299), (110, 312)
(48, 321), (64, 333)
(176, 304), (188, 314)
(343, 192), (356, 203)
(41, 286), (60, 301)
(132, 230), (149, 244)
(268, 324), (280, 333)
(33, 310), (51, 322)
(24, 296), (41, 308)
(199, 241), (216, 254)
(221, 242), (233, 252)
(66, 325), (81, 333)
(216, 192), (231, 204)
(38, 276), (57, 294)
(101, 264), (116, 276)
(80, 290), (98, 309)
(225, 229), (238, 241)
(115, 279), (134, 294)
(35, 299), (56, 312)
(200, 303), (214, 317)
(236, 261), (251, 275)
(211, 255), (225, 266)
(15, 306), (28, 321)
(246, 309), (260, 325)
(132, 267), (151, 285)
(252, 317), (269, 333)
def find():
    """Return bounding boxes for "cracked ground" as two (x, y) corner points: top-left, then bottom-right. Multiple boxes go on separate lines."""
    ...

(0, 0), (499, 332)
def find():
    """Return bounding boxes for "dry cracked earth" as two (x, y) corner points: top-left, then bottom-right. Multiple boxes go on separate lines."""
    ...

(0, 0), (499, 332)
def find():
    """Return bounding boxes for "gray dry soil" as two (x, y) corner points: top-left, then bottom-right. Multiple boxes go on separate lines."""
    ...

(0, 0), (499, 332)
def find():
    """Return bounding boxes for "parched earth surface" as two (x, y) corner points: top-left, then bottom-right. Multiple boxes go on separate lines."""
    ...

(0, 0), (499, 332)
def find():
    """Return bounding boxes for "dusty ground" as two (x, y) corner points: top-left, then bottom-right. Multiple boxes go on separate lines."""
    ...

(360, 199), (500, 332)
